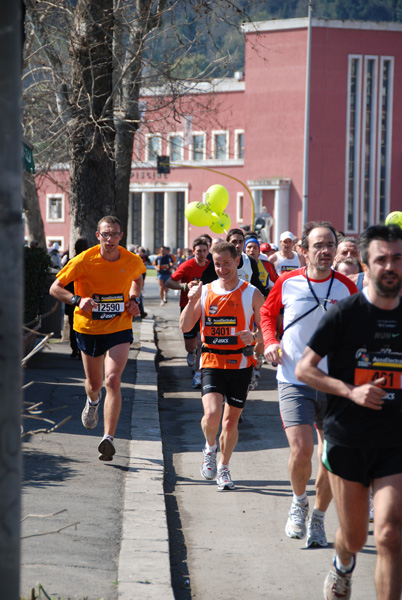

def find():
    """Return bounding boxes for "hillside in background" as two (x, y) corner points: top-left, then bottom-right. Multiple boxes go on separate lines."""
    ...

(153, 0), (402, 80)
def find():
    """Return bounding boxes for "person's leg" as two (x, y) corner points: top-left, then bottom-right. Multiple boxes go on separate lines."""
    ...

(329, 471), (369, 563)
(201, 392), (224, 446)
(373, 473), (402, 600)
(219, 402), (243, 465)
(158, 278), (164, 302)
(285, 424), (314, 495)
(184, 336), (197, 354)
(315, 428), (332, 512)
(102, 342), (130, 438)
(81, 352), (105, 402)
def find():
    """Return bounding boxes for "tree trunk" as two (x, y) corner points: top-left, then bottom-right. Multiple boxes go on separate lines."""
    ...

(0, 3), (22, 598)
(68, 0), (115, 247)
(22, 170), (46, 248)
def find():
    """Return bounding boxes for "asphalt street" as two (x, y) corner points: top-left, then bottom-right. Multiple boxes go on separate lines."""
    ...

(20, 275), (379, 600)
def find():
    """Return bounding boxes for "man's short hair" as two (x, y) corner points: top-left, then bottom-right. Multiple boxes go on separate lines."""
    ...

(212, 241), (237, 260)
(338, 236), (358, 246)
(301, 221), (338, 251)
(334, 257), (363, 273)
(97, 215), (122, 231)
(200, 233), (212, 244)
(226, 228), (244, 242)
(193, 236), (209, 250)
(358, 224), (402, 265)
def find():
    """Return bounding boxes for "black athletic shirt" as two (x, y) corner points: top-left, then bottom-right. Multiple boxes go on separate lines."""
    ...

(307, 291), (402, 449)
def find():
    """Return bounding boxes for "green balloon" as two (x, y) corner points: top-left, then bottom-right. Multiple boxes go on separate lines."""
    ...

(210, 211), (231, 234)
(385, 211), (402, 229)
(205, 184), (229, 214)
(185, 201), (213, 227)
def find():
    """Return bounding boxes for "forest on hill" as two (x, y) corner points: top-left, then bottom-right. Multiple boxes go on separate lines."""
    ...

(161, 0), (402, 79)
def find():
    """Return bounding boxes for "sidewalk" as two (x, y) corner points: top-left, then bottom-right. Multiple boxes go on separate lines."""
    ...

(21, 318), (173, 600)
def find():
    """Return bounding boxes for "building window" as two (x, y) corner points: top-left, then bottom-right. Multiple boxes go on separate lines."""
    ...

(212, 131), (229, 160)
(345, 56), (362, 233)
(46, 194), (64, 222)
(235, 130), (244, 159)
(46, 236), (64, 251)
(377, 57), (393, 223)
(191, 133), (205, 161)
(168, 134), (183, 162)
(132, 192), (142, 245)
(146, 134), (161, 161)
(361, 57), (378, 230)
(237, 193), (244, 222)
(176, 192), (185, 249)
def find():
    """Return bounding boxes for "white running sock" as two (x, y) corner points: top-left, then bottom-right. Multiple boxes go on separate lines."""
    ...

(335, 555), (354, 574)
(88, 396), (99, 406)
(218, 462), (228, 470)
(293, 492), (308, 505)
(312, 507), (325, 520)
(205, 441), (217, 453)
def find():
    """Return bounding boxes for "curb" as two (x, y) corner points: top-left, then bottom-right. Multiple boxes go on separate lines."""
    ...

(118, 318), (174, 599)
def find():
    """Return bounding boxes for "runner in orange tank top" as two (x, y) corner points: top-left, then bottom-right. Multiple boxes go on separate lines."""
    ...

(180, 241), (264, 491)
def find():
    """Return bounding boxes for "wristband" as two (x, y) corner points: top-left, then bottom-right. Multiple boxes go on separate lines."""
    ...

(130, 296), (140, 304)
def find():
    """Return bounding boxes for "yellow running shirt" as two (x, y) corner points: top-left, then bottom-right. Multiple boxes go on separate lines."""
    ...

(57, 245), (146, 335)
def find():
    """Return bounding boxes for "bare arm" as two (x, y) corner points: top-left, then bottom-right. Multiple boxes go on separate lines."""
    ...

(296, 346), (386, 411)
(165, 277), (182, 290)
(179, 282), (202, 333)
(49, 278), (97, 313)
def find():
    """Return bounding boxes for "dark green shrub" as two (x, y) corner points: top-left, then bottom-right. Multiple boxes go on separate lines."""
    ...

(24, 247), (52, 325)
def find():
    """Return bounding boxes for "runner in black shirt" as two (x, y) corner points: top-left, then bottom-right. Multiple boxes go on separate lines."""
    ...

(296, 224), (402, 600)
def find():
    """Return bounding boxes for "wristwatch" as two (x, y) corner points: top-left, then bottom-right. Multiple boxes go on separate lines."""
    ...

(130, 296), (140, 304)
(70, 295), (81, 307)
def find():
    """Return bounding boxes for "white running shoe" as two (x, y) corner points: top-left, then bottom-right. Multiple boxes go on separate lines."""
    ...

(81, 397), (100, 429)
(160, 300), (164, 306)
(217, 466), (235, 491)
(285, 500), (309, 539)
(324, 558), (354, 599)
(192, 371), (201, 389)
(306, 514), (328, 547)
(200, 447), (217, 480)
(186, 351), (196, 368)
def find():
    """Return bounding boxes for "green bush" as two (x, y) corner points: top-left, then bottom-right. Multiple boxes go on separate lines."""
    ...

(24, 246), (52, 325)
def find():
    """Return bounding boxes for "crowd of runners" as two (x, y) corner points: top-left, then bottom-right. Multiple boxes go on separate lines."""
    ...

(50, 216), (402, 600)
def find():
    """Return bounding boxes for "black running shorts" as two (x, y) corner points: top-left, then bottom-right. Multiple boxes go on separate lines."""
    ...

(201, 366), (253, 409)
(75, 329), (133, 358)
(322, 439), (402, 487)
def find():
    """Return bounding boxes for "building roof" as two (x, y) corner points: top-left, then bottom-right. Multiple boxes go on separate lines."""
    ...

(242, 17), (402, 33)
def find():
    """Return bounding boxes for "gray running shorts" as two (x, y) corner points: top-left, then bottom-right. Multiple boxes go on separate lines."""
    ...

(278, 382), (327, 430)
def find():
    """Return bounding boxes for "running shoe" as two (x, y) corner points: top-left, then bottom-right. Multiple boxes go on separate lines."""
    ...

(186, 351), (196, 368)
(160, 300), (164, 306)
(200, 447), (217, 480)
(324, 558), (355, 599)
(98, 437), (116, 461)
(81, 397), (100, 429)
(217, 466), (235, 491)
(192, 371), (201, 389)
(306, 514), (328, 547)
(285, 500), (309, 539)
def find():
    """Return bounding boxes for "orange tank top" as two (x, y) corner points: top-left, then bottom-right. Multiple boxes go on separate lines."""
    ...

(200, 279), (256, 370)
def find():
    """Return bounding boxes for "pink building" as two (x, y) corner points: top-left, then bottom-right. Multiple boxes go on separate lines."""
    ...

(33, 17), (402, 252)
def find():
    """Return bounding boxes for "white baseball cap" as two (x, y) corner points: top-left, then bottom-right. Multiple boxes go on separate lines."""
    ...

(280, 231), (294, 242)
